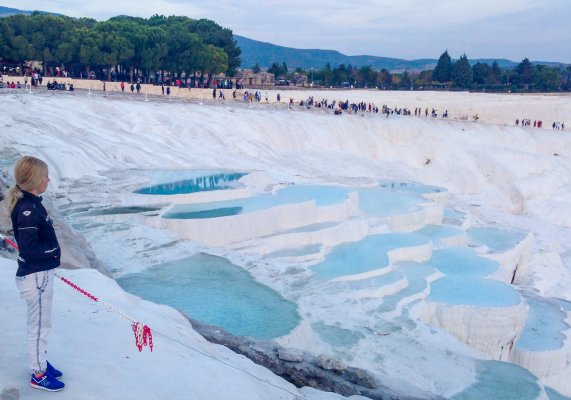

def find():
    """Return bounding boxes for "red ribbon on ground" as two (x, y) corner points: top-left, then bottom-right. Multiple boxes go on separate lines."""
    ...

(132, 323), (154, 352)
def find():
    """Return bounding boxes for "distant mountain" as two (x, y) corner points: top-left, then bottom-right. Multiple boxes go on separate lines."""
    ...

(0, 6), (33, 16)
(0, 5), (60, 17)
(235, 35), (568, 72)
(235, 35), (439, 72)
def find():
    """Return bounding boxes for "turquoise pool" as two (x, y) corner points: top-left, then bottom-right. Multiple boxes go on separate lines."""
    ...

(515, 295), (568, 351)
(135, 171), (248, 195)
(429, 248), (499, 277)
(116, 254), (300, 340)
(357, 188), (429, 217)
(416, 224), (464, 247)
(311, 233), (429, 280)
(467, 227), (526, 253)
(429, 277), (521, 307)
(163, 185), (352, 219)
(451, 360), (542, 400)
(428, 248), (520, 306)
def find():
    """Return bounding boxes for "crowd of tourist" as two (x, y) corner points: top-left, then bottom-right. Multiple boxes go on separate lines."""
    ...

(47, 80), (74, 91)
(280, 94), (458, 121)
(0, 81), (22, 89)
(515, 118), (565, 130)
(516, 118), (545, 128)
(1, 75), (566, 132)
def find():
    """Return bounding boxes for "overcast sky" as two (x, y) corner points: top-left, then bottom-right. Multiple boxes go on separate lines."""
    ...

(4, 0), (571, 63)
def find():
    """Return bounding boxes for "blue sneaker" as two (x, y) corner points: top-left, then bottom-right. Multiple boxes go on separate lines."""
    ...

(47, 361), (63, 379)
(30, 371), (65, 392)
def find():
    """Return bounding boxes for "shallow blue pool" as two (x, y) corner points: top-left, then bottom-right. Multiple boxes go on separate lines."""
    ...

(135, 171), (248, 195)
(116, 254), (300, 339)
(430, 248), (499, 277)
(556, 298), (571, 312)
(429, 277), (521, 307)
(427, 248), (519, 306)
(311, 233), (429, 280)
(163, 185), (352, 219)
(545, 387), (571, 400)
(357, 188), (429, 217)
(467, 227), (526, 253)
(451, 360), (542, 400)
(416, 224), (464, 247)
(160, 181), (435, 221)
(515, 295), (568, 351)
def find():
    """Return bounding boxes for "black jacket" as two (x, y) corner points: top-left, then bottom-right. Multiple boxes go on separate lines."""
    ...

(11, 190), (60, 276)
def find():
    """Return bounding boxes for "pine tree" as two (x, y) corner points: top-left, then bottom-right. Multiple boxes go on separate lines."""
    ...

(533, 65), (561, 91)
(489, 61), (502, 84)
(451, 54), (473, 88)
(400, 70), (412, 88)
(472, 62), (490, 85)
(517, 58), (534, 84)
(432, 50), (452, 82)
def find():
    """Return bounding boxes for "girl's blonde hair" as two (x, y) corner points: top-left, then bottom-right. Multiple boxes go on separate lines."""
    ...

(7, 156), (48, 213)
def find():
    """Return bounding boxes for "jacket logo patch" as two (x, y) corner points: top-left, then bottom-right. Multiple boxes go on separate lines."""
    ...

(23, 211), (32, 216)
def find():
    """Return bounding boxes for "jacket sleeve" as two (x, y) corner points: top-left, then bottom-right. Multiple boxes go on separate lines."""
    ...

(15, 204), (60, 264)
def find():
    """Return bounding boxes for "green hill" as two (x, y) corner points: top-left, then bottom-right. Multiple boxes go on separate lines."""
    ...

(235, 35), (570, 72)
(0, 5), (60, 17)
(0, 6), (32, 16)
(235, 35), (439, 72)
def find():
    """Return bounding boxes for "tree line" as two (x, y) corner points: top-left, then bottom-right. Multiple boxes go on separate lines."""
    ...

(263, 51), (571, 92)
(431, 50), (570, 92)
(0, 13), (241, 85)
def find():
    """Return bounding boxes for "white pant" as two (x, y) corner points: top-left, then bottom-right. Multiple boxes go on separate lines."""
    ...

(16, 269), (54, 374)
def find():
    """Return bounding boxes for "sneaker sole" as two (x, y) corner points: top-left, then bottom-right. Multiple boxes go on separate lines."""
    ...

(30, 383), (64, 392)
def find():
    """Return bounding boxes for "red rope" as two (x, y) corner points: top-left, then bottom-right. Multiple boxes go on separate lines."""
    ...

(57, 275), (99, 302)
(2, 236), (18, 251)
(2, 234), (153, 352)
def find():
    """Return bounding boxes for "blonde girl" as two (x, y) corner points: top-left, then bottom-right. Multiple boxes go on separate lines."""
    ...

(8, 156), (65, 392)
